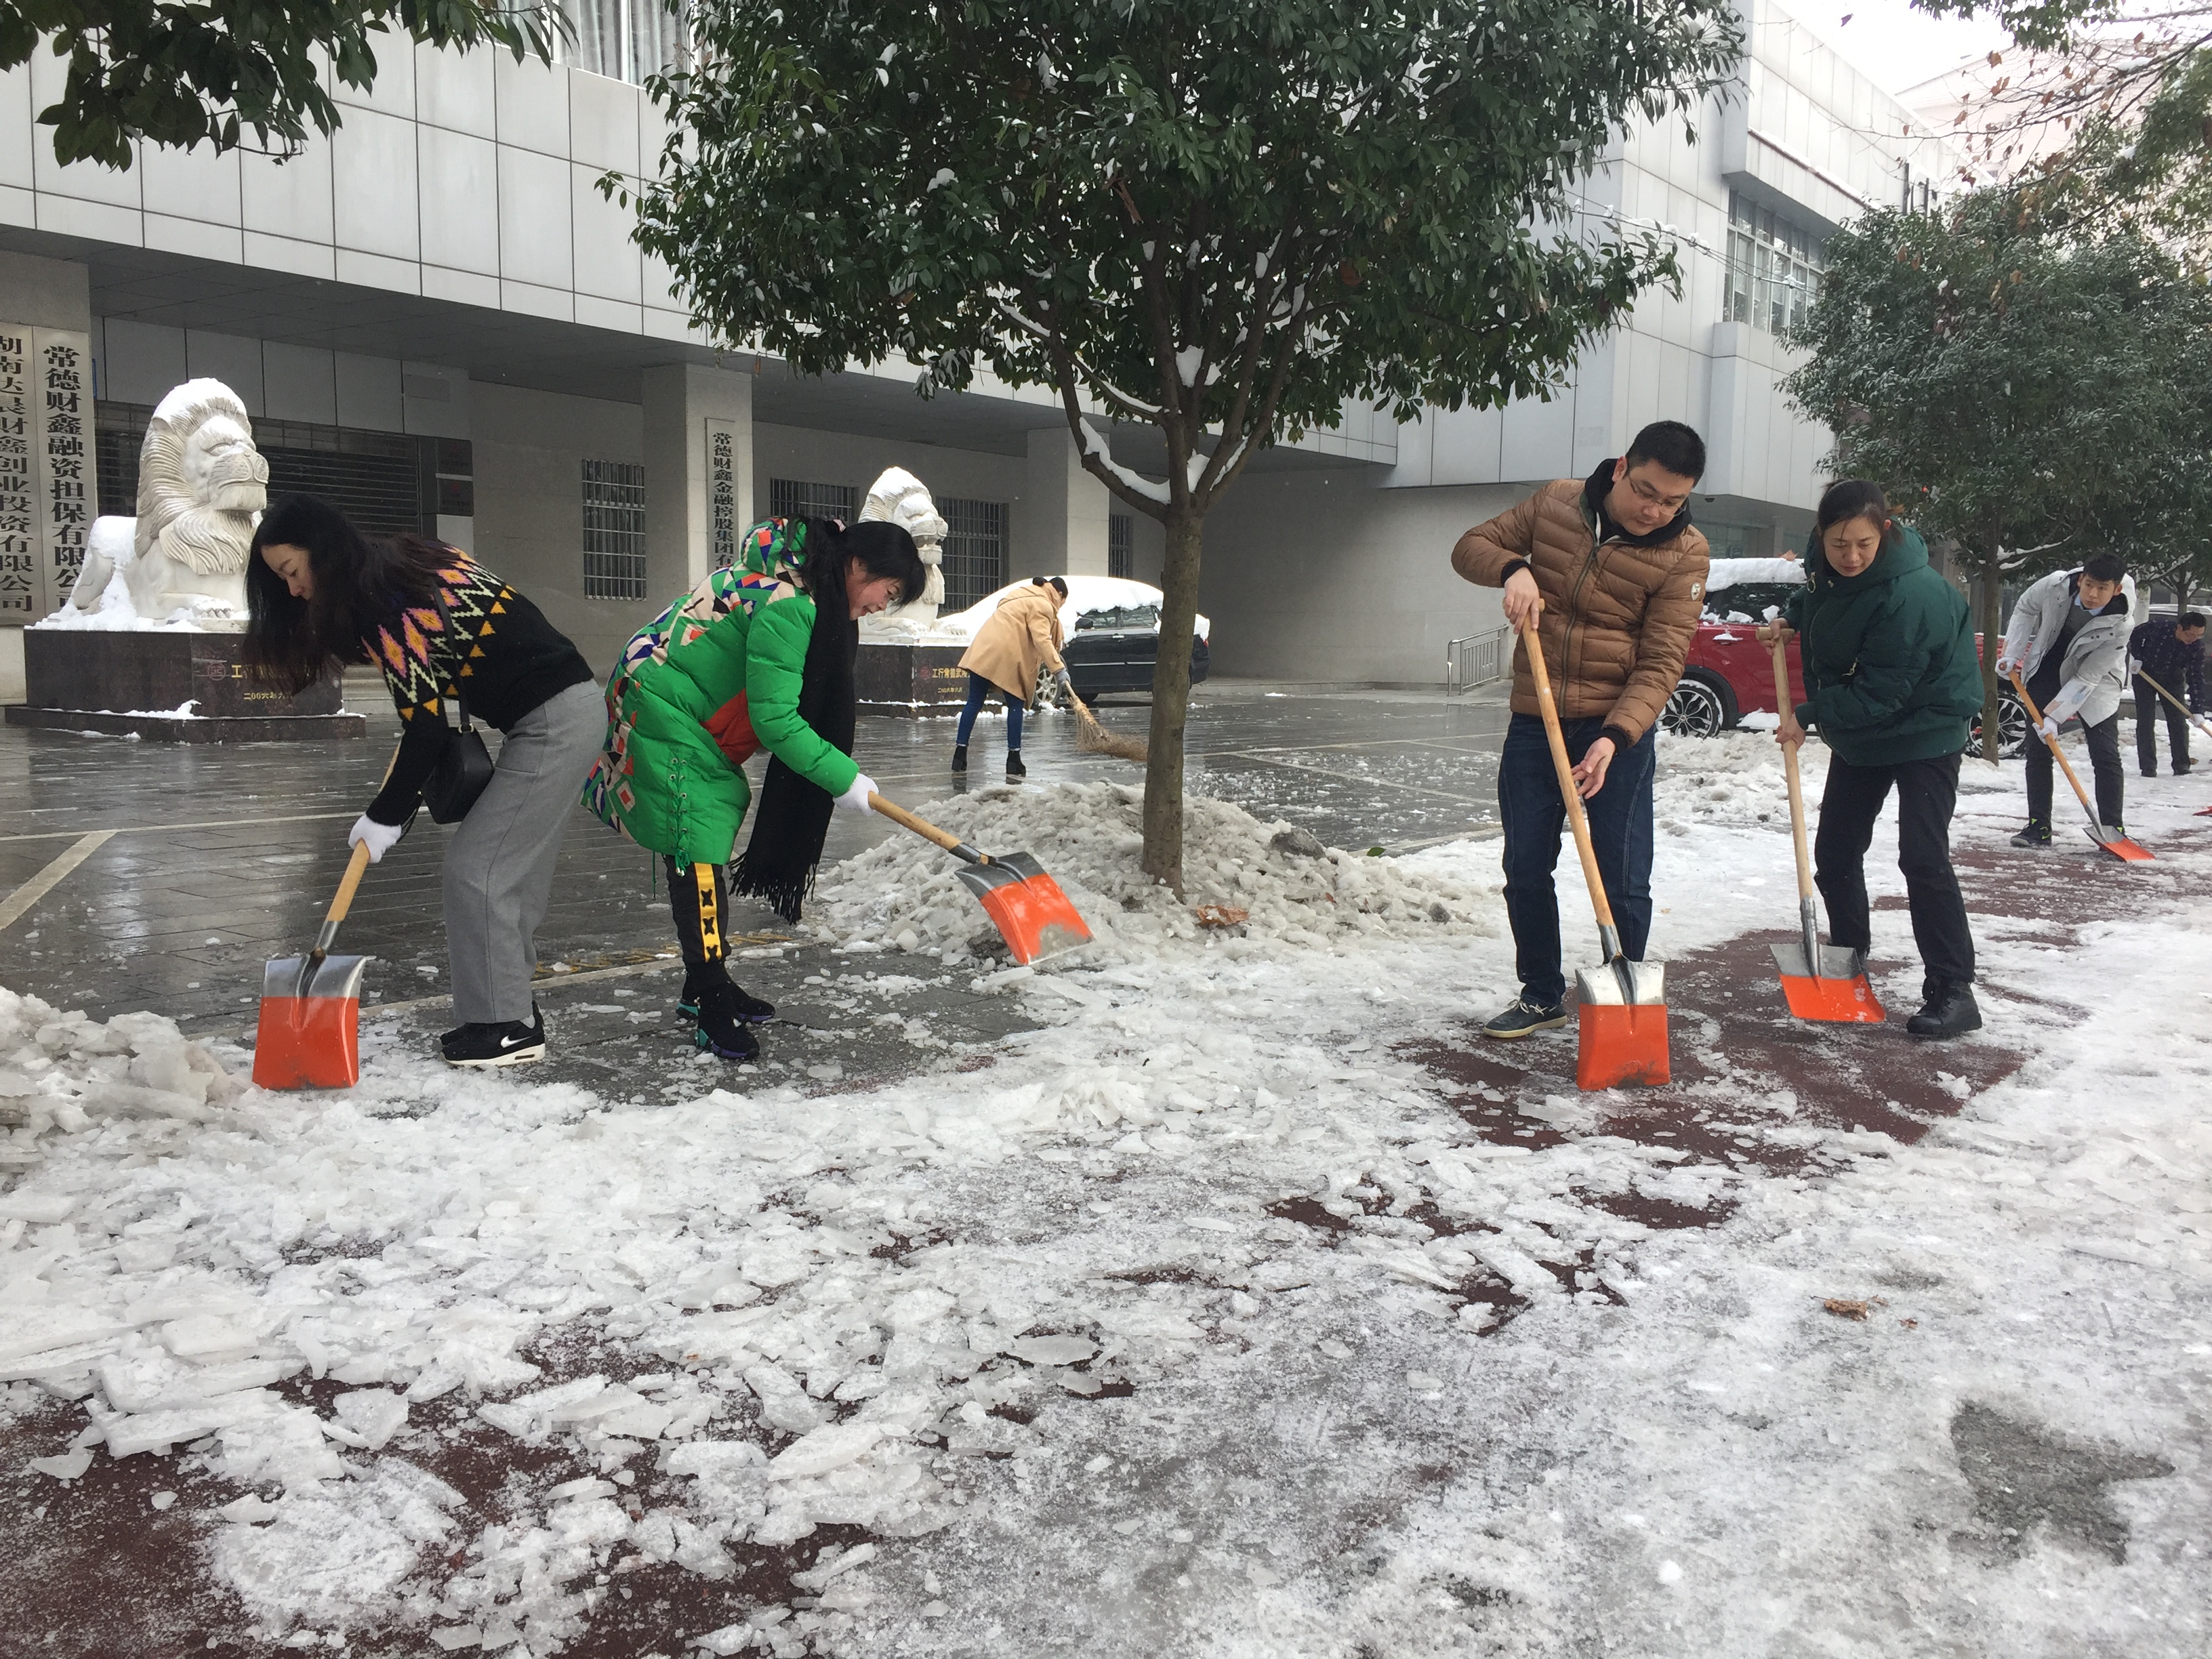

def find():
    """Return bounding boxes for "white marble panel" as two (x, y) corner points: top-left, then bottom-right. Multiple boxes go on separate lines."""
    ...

(264, 342), (337, 424)
(571, 164), (640, 302)
(501, 278), (575, 322)
(335, 352), (404, 432)
(642, 307), (703, 344)
(0, 62), (33, 190)
(184, 331), (264, 413)
(569, 70), (639, 174)
(495, 54), (571, 157)
(419, 127), (499, 274)
(335, 249), (422, 293)
(144, 213), (243, 264)
(0, 184), (30, 227)
(498, 145), (573, 290)
(333, 110), (420, 260)
(242, 144), (335, 245)
(138, 139), (241, 226)
(36, 194), (139, 244)
(28, 52), (138, 207)
(102, 318), (188, 406)
(575, 294), (642, 333)
(642, 245), (684, 312)
(423, 264), (501, 308)
(332, 31), (416, 117)
(243, 231), (336, 281)
(417, 43), (496, 138)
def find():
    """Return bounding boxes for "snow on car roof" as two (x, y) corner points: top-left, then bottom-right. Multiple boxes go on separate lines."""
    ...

(936, 576), (1211, 642)
(1705, 557), (1805, 590)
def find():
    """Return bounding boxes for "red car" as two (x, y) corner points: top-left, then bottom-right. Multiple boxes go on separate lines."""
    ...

(1664, 558), (2026, 756)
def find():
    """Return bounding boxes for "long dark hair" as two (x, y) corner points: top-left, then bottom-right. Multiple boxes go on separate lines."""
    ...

(790, 516), (926, 612)
(245, 494), (451, 694)
(1815, 479), (1893, 546)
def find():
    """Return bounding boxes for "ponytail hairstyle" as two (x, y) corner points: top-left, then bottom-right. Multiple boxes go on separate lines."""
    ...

(245, 494), (449, 694)
(1815, 478), (1893, 548)
(789, 517), (926, 613)
(1037, 575), (1069, 598)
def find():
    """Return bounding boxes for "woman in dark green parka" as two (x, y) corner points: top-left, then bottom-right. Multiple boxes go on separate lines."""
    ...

(1766, 480), (1987, 1038)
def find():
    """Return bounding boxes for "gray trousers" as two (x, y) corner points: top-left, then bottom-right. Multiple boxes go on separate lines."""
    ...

(443, 679), (605, 1024)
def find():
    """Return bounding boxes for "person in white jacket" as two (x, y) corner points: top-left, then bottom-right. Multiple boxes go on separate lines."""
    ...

(1994, 553), (2134, 847)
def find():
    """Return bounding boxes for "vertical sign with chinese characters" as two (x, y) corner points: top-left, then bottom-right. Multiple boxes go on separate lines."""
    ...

(32, 329), (94, 613)
(0, 328), (36, 622)
(706, 417), (740, 570)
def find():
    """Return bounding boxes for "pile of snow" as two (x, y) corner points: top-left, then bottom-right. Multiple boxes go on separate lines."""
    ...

(1704, 556), (1803, 590)
(1654, 729), (1826, 834)
(925, 576), (1210, 645)
(814, 782), (1498, 963)
(0, 985), (243, 1151)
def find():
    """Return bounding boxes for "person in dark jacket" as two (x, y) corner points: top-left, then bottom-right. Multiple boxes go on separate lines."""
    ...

(2129, 611), (2206, 777)
(1766, 480), (1987, 1039)
(246, 495), (602, 1069)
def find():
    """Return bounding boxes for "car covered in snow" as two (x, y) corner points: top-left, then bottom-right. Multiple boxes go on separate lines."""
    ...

(935, 576), (1211, 699)
(1666, 556), (2026, 755)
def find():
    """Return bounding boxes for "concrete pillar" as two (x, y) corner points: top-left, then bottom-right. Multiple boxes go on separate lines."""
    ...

(1017, 426), (1111, 579)
(641, 361), (754, 596)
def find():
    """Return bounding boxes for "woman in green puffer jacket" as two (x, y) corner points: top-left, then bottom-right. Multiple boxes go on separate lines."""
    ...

(583, 515), (924, 1061)
(1767, 480), (1987, 1040)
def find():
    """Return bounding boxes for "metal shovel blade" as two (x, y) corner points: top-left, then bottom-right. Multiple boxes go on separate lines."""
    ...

(252, 952), (371, 1090)
(2085, 823), (2154, 862)
(1572, 960), (1670, 1089)
(1770, 941), (1885, 1023)
(955, 853), (1094, 966)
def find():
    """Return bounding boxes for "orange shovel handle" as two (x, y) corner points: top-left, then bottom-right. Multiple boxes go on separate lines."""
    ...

(1522, 621), (1616, 933)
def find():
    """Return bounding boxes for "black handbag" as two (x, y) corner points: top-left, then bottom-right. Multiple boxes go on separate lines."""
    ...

(422, 692), (495, 823)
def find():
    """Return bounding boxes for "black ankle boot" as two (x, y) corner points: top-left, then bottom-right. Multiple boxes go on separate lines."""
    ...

(679, 968), (773, 1026)
(951, 744), (968, 773)
(1907, 982), (1982, 1038)
(693, 981), (762, 1061)
(1005, 750), (1026, 780)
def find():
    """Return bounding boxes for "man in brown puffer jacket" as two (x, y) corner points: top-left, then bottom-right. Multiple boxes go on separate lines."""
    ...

(1450, 419), (1711, 1040)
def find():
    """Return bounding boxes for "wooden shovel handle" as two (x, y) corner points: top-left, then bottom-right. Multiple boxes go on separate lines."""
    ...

(2138, 668), (2212, 737)
(2010, 670), (2100, 815)
(1770, 633), (1816, 903)
(867, 791), (966, 855)
(326, 840), (374, 927)
(1522, 622), (1616, 932)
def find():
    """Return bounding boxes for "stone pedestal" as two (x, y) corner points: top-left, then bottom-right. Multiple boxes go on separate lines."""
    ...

(857, 642), (972, 716)
(5, 629), (365, 742)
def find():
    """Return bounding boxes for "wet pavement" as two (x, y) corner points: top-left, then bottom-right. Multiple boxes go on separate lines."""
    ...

(0, 674), (1510, 1061)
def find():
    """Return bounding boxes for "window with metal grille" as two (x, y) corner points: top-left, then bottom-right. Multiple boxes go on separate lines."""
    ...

(939, 497), (1008, 613)
(96, 403), (436, 535)
(769, 478), (857, 524)
(1108, 512), (1133, 581)
(582, 459), (647, 600)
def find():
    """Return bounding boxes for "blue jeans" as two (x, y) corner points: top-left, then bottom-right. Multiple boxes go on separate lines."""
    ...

(955, 673), (1023, 750)
(1497, 712), (1656, 1007)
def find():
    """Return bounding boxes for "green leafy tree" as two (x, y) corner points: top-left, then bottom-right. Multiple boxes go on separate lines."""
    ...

(0, 1), (569, 169)
(1786, 191), (2212, 758)
(621, 0), (1742, 888)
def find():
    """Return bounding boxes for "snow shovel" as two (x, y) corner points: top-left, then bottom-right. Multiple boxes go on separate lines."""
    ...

(252, 840), (376, 1089)
(2010, 670), (2154, 862)
(1766, 633), (1883, 1022)
(866, 792), (1092, 966)
(1523, 621), (1668, 1089)
(2135, 668), (2212, 746)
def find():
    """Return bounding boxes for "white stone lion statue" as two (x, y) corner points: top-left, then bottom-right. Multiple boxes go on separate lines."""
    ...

(857, 466), (949, 641)
(61, 379), (269, 630)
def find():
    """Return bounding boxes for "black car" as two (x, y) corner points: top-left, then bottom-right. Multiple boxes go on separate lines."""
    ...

(1061, 597), (1212, 698)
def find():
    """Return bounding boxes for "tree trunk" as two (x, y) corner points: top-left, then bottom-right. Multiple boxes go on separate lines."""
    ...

(1976, 541), (2005, 763)
(1140, 504), (1204, 893)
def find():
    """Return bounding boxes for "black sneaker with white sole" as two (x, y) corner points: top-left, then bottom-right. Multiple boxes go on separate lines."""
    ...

(1481, 997), (1570, 1040)
(442, 1007), (546, 1068)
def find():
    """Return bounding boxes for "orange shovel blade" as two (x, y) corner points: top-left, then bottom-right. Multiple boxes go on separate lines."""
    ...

(1576, 1004), (1670, 1090)
(2093, 833), (2154, 862)
(251, 995), (362, 1090)
(972, 871), (1094, 966)
(1779, 972), (1886, 1023)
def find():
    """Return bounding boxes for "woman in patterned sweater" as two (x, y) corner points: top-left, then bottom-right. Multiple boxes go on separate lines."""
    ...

(585, 515), (924, 1061)
(245, 493), (600, 1069)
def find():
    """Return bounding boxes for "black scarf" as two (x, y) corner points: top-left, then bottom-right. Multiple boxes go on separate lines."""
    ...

(730, 560), (857, 922)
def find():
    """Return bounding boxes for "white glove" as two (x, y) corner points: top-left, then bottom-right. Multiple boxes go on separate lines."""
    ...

(836, 773), (878, 816)
(348, 813), (406, 863)
(1993, 653), (2015, 679)
(2036, 715), (2061, 740)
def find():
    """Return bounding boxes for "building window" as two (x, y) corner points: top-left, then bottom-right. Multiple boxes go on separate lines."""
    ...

(1109, 512), (1133, 581)
(560, 0), (687, 87)
(769, 477), (857, 524)
(940, 497), (1008, 613)
(582, 459), (647, 600)
(1723, 192), (1825, 336)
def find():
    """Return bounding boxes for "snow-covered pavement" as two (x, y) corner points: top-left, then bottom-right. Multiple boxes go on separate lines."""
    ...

(3, 735), (2207, 1657)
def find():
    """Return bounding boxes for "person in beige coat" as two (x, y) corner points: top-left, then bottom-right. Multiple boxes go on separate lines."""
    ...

(954, 576), (1069, 780)
(1449, 419), (1711, 1040)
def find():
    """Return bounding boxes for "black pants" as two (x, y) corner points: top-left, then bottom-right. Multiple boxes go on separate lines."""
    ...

(2135, 678), (2194, 774)
(1814, 751), (1975, 990)
(665, 856), (729, 971)
(2025, 665), (2125, 827)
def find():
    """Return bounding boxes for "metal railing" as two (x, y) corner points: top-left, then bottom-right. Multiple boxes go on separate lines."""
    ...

(1446, 627), (1513, 696)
